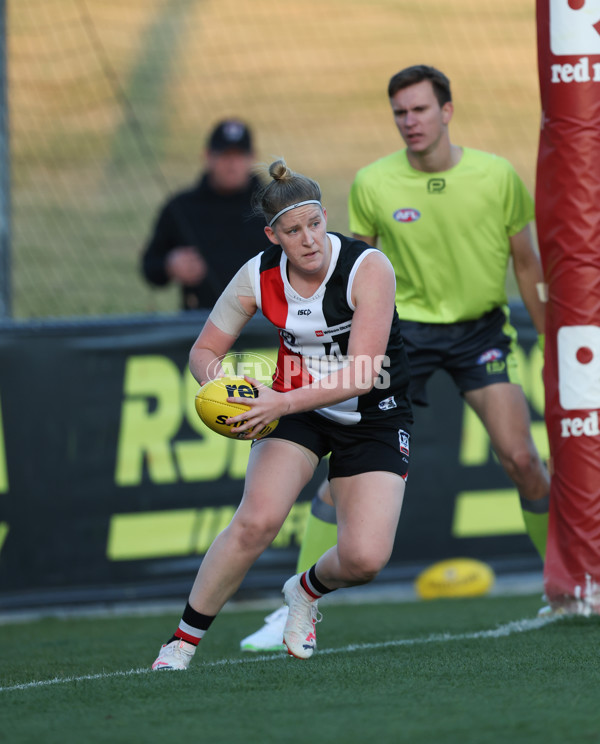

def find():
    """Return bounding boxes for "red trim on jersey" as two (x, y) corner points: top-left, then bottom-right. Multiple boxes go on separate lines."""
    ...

(260, 263), (315, 392)
(273, 341), (314, 392)
(260, 265), (288, 329)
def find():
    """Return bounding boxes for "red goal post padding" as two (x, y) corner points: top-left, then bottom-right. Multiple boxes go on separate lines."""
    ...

(536, 0), (600, 614)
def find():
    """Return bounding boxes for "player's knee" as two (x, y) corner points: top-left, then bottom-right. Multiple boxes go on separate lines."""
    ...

(229, 513), (279, 555)
(501, 446), (549, 499)
(338, 547), (390, 584)
(503, 445), (539, 480)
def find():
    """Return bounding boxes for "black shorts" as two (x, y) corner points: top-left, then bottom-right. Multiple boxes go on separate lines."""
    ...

(399, 307), (520, 407)
(257, 410), (411, 481)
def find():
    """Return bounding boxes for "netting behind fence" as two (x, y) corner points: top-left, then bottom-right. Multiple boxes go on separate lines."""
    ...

(9, 0), (539, 318)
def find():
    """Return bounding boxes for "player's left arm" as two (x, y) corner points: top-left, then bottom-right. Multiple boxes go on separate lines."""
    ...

(510, 223), (545, 335)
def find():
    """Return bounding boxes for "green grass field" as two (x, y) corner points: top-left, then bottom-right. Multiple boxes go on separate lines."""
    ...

(2, 593), (599, 744)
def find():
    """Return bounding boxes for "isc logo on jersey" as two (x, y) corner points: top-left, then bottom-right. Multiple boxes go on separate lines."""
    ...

(393, 208), (421, 223)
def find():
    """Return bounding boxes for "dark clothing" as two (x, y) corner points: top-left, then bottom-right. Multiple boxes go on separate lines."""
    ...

(261, 410), (411, 481)
(142, 174), (268, 310)
(398, 307), (518, 407)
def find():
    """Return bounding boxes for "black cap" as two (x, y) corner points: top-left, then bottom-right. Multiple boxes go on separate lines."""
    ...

(207, 119), (253, 153)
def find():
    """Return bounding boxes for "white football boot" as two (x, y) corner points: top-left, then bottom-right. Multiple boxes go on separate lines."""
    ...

(282, 574), (321, 659)
(537, 593), (573, 618)
(538, 604), (574, 618)
(240, 605), (288, 652)
(151, 639), (196, 670)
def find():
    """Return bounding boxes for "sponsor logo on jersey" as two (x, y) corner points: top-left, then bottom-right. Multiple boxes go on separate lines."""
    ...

(427, 178), (446, 194)
(314, 320), (351, 339)
(280, 329), (298, 348)
(298, 309), (312, 315)
(393, 208), (421, 223)
(378, 395), (397, 411)
(398, 429), (410, 456)
(477, 348), (504, 365)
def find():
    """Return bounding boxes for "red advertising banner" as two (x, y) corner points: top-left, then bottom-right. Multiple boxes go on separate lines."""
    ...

(536, 0), (600, 614)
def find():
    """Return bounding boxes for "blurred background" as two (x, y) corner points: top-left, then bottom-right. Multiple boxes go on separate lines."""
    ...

(0, 0), (548, 609)
(8, 0), (539, 320)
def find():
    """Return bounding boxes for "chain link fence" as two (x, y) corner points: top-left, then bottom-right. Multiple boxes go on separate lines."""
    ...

(9, 0), (540, 319)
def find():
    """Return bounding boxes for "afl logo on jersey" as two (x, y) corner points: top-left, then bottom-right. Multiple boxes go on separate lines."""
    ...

(398, 429), (410, 457)
(477, 348), (504, 365)
(393, 208), (421, 223)
(280, 329), (298, 347)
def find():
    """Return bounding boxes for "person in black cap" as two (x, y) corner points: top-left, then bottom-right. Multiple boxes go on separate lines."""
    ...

(141, 119), (268, 310)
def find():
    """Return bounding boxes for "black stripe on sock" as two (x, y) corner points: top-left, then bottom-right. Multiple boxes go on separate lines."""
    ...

(520, 494), (550, 514)
(182, 602), (216, 631)
(309, 565), (334, 595)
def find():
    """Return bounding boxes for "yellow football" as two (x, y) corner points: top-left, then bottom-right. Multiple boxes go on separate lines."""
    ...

(194, 376), (279, 440)
(414, 558), (495, 600)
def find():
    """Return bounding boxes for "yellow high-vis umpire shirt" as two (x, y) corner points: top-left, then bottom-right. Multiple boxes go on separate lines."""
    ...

(348, 147), (535, 324)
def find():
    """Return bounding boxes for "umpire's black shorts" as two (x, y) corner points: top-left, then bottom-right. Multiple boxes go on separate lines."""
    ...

(399, 306), (521, 407)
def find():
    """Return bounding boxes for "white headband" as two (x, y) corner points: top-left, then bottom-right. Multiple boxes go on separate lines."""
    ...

(268, 200), (322, 227)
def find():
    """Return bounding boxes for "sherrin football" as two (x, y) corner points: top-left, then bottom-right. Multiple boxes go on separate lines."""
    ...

(194, 376), (279, 440)
(414, 558), (495, 600)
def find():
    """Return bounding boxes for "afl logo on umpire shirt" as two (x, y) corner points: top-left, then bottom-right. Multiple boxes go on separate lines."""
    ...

(393, 208), (421, 223)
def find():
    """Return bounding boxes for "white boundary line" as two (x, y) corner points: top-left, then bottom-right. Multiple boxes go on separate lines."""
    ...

(0, 572), (546, 627)
(0, 615), (560, 694)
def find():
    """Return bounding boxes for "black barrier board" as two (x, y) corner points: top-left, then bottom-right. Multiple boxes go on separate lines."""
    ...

(0, 306), (546, 608)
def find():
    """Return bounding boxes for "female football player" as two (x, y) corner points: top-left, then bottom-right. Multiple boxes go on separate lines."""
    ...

(152, 159), (413, 669)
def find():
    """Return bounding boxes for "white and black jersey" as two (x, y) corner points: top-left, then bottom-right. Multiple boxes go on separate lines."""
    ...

(252, 232), (412, 426)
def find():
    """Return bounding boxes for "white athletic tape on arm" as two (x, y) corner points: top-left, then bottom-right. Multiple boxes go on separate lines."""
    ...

(536, 282), (549, 303)
(208, 261), (256, 337)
